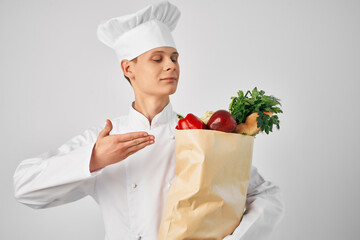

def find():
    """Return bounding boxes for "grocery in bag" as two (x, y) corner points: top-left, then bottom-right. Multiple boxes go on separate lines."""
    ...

(158, 129), (254, 240)
(158, 87), (282, 239)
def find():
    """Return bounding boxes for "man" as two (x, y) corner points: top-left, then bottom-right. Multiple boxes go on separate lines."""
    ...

(14, 1), (284, 239)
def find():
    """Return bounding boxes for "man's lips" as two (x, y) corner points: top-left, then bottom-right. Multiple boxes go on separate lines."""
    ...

(161, 77), (177, 81)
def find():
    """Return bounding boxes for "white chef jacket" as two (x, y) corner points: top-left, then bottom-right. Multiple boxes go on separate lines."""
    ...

(13, 101), (285, 240)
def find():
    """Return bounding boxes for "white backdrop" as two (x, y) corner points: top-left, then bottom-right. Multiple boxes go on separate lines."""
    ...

(1, 0), (360, 239)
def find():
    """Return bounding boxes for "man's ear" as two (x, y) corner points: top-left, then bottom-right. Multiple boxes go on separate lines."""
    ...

(121, 59), (135, 80)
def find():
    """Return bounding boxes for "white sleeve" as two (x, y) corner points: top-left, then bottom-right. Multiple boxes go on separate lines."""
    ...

(13, 125), (104, 209)
(223, 166), (285, 240)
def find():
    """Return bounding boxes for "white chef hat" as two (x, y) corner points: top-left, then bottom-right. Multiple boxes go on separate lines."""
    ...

(97, 1), (181, 62)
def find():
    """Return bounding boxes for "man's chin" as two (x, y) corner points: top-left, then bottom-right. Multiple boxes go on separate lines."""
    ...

(168, 87), (177, 95)
(161, 85), (178, 95)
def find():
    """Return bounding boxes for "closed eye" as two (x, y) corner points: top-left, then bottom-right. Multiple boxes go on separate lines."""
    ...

(152, 58), (178, 63)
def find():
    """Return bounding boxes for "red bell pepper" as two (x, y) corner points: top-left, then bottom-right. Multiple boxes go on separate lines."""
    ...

(176, 113), (207, 130)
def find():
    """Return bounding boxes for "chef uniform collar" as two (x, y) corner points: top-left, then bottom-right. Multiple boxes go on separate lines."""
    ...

(128, 101), (174, 131)
(96, 1), (181, 63)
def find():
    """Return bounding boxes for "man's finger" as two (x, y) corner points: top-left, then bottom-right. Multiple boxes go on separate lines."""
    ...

(99, 119), (113, 138)
(125, 140), (154, 158)
(114, 131), (152, 142)
(123, 135), (153, 149)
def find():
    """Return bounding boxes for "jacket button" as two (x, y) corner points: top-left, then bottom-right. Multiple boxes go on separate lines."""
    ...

(131, 183), (137, 188)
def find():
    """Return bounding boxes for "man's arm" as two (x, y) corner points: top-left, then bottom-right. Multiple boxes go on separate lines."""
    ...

(13, 125), (104, 209)
(13, 119), (155, 209)
(223, 166), (285, 240)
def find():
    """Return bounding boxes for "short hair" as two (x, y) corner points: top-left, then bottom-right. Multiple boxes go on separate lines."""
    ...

(123, 57), (137, 85)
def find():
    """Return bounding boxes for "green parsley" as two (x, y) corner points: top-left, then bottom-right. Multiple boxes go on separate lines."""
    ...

(228, 87), (283, 134)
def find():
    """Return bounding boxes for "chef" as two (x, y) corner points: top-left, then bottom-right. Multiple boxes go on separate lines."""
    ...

(13, 1), (284, 240)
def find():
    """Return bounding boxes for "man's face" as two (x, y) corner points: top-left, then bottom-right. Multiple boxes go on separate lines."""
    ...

(126, 46), (180, 97)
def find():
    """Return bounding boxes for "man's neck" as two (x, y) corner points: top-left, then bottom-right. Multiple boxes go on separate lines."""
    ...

(132, 96), (170, 125)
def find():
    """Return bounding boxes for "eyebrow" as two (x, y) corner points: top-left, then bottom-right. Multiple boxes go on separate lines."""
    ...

(151, 51), (179, 55)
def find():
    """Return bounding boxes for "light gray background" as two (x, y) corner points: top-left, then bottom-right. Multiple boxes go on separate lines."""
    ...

(1, 0), (359, 239)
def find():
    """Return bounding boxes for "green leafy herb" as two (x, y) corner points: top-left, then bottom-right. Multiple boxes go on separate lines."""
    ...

(228, 87), (283, 134)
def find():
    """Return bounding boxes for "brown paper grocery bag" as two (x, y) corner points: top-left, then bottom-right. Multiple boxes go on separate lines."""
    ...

(158, 129), (254, 240)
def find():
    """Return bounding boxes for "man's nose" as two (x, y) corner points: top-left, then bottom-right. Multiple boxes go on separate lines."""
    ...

(163, 58), (176, 71)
